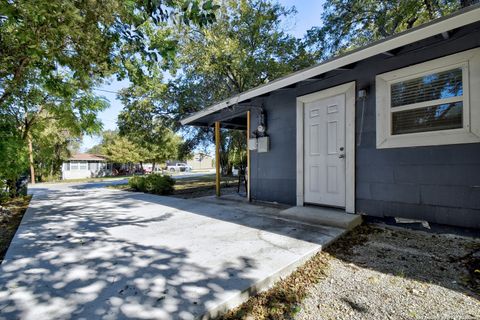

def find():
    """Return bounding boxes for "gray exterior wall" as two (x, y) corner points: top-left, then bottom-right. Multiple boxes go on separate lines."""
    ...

(249, 22), (480, 228)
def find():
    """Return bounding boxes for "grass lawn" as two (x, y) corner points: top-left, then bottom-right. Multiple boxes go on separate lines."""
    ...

(109, 174), (240, 198)
(0, 196), (31, 262)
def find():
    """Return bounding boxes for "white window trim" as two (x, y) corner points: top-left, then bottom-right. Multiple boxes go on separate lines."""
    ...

(376, 47), (480, 148)
(70, 161), (79, 170)
(296, 81), (356, 213)
(79, 161), (88, 170)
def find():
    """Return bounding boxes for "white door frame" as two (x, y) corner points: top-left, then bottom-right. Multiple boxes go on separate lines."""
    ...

(296, 81), (356, 213)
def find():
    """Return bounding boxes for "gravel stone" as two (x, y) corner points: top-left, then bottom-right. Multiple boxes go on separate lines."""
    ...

(295, 224), (480, 320)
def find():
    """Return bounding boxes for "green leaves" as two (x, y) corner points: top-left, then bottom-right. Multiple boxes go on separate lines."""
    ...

(305, 0), (460, 60)
(100, 133), (147, 164)
(0, 117), (28, 184)
(0, 0), (220, 184)
(177, 0), (218, 27)
(153, 0), (315, 154)
(0, 0), (220, 113)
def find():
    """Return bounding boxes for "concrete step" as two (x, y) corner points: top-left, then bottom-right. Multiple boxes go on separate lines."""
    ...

(278, 206), (362, 230)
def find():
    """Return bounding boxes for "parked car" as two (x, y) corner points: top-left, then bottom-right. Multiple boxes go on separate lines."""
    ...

(166, 163), (192, 172)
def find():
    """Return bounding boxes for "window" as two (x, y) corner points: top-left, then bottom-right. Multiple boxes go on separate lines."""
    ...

(89, 162), (97, 171)
(376, 48), (480, 148)
(79, 161), (87, 170)
(70, 161), (79, 170)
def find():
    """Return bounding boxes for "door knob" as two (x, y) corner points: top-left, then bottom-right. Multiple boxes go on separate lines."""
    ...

(339, 153), (345, 159)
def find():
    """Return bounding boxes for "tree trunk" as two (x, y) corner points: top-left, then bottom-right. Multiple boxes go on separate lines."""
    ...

(152, 162), (156, 173)
(27, 133), (35, 184)
(423, 0), (435, 20)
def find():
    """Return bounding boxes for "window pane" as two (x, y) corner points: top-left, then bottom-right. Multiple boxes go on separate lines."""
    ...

(392, 102), (463, 135)
(391, 68), (463, 107)
(71, 162), (79, 170)
(89, 162), (97, 171)
(79, 162), (87, 170)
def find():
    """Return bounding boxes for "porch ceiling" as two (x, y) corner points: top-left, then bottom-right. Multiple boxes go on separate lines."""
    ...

(187, 103), (249, 129)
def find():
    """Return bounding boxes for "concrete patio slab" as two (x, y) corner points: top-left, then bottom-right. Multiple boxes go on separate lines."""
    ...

(278, 206), (363, 230)
(198, 195), (362, 231)
(0, 182), (344, 320)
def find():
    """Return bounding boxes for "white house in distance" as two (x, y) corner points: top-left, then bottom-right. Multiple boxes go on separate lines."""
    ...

(62, 153), (110, 180)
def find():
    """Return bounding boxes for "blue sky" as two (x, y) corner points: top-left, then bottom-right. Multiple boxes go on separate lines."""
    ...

(82, 0), (325, 151)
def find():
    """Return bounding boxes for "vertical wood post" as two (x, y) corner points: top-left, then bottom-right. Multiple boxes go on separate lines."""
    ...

(215, 121), (221, 197)
(246, 111), (251, 202)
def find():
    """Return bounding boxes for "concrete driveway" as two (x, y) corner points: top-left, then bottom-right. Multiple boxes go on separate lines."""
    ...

(0, 182), (343, 320)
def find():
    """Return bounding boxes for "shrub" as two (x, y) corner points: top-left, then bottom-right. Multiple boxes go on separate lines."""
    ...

(145, 174), (175, 195)
(128, 174), (175, 195)
(128, 176), (145, 191)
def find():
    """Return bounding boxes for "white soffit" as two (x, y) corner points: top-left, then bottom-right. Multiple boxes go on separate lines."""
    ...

(181, 5), (480, 125)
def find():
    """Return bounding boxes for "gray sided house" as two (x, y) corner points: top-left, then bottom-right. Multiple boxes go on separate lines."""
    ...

(62, 153), (110, 180)
(181, 6), (480, 229)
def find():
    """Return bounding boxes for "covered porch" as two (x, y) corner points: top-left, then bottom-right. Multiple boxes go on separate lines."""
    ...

(184, 104), (256, 201)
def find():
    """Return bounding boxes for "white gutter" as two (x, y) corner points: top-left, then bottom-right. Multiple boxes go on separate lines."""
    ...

(181, 5), (480, 125)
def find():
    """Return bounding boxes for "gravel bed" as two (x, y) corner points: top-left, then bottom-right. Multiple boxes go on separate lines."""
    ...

(295, 224), (480, 320)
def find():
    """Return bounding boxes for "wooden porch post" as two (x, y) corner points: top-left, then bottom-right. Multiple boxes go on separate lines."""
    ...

(215, 121), (221, 197)
(246, 111), (251, 202)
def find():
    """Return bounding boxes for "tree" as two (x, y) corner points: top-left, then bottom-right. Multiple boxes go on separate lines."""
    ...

(172, 0), (316, 166)
(117, 76), (182, 169)
(1, 69), (109, 183)
(305, 0), (462, 60)
(0, 0), (219, 110)
(118, 0), (316, 165)
(97, 131), (147, 171)
(32, 120), (81, 181)
(176, 0), (315, 96)
(101, 136), (146, 166)
(219, 130), (246, 175)
(0, 0), (219, 185)
(0, 117), (28, 197)
(87, 144), (104, 155)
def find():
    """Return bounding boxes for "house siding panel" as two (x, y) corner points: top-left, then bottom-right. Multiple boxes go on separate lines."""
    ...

(250, 92), (297, 204)
(249, 22), (480, 228)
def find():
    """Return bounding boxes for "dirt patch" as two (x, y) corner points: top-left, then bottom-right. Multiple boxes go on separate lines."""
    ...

(0, 196), (31, 262)
(220, 252), (330, 320)
(171, 185), (239, 199)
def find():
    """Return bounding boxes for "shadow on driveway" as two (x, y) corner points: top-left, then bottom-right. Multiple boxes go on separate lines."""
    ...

(0, 184), (338, 319)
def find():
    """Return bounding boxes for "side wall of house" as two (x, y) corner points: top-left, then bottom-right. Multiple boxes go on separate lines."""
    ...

(250, 22), (480, 228)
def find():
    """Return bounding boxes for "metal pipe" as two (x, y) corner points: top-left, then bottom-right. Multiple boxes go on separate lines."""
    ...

(215, 121), (221, 197)
(246, 111), (251, 202)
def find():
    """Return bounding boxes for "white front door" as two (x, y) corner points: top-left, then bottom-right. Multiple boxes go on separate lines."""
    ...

(304, 93), (346, 207)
